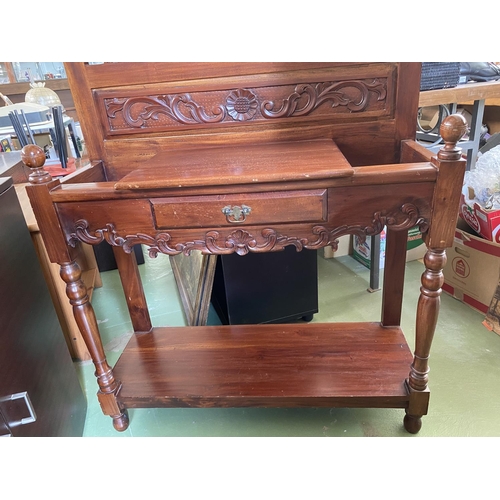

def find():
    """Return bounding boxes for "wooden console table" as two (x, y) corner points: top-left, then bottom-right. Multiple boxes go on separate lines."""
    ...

(22, 63), (466, 434)
(418, 80), (500, 169)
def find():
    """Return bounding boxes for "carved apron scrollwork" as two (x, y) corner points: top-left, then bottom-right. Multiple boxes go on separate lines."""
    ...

(68, 203), (428, 258)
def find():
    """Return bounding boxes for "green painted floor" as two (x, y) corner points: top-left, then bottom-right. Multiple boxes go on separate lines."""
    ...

(74, 250), (500, 437)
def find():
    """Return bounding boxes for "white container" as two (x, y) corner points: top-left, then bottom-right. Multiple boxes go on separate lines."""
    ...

(25, 82), (62, 109)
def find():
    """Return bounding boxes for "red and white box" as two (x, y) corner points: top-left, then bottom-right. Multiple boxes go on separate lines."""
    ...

(443, 219), (500, 313)
(459, 191), (500, 243)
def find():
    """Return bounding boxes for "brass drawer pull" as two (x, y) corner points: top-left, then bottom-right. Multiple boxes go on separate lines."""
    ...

(222, 204), (252, 223)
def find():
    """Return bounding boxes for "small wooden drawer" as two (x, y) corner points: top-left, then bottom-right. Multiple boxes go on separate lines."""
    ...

(151, 189), (327, 229)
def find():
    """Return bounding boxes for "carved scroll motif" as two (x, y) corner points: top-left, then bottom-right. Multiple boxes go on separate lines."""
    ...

(68, 203), (427, 257)
(106, 94), (227, 128)
(260, 79), (387, 118)
(103, 78), (387, 130)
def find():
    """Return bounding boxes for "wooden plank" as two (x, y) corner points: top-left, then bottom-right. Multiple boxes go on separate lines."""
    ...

(425, 157), (466, 249)
(419, 81), (500, 108)
(381, 229), (409, 326)
(26, 180), (76, 263)
(65, 62), (106, 163)
(400, 139), (434, 163)
(0, 78), (72, 95)
(49, 163), (438, 205)
(102, 120), (401, 178)
(0, 152), (29, 183)
(114, 323), (413, 408)
(114, 140), (353, 190)
(393, 63), (422, 156)
(59, 161), (107, 184)
(83, 62), (387, 89)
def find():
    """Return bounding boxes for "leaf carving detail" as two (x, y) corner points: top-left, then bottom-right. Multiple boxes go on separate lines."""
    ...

(68, 204), (427, 257)
(261, 79), (387, 118)
(106, 94), (226, 128)
(104, 78), (387, 130)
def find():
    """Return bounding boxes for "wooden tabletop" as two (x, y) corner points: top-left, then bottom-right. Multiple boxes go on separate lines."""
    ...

(14, 183), (38, 232)
(114, 139), (354, 191)
(419, 80), (500, 107)
(0, 151), (29, 183)
(0, 151), (22, 170)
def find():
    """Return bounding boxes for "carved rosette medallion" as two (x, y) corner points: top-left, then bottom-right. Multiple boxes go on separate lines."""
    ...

(68, 203), (428, 258)
(226, 89), (258, 121)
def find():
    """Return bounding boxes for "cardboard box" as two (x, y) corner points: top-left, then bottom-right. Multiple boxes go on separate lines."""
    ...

(459, 191), (500, 243)
(483, 282), (500, 335)
(351, 226), (426, 270)
(443, 219), (500, 313)
(406, 226), (426, 261)
(323, 235), (350, 259)
(352, 228), (386, 270)
(481, 104), (500, 135)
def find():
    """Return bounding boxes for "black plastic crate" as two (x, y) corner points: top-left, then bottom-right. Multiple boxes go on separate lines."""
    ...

(420, 62), (460, 91)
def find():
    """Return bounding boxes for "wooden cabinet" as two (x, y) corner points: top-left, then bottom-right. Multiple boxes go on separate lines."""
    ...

(0, 177), (86, 436)
(22, 62), (466, 434)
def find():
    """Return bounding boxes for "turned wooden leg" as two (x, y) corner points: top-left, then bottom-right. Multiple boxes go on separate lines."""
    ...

(404, 248), (445, 434)
(60, 261), (129, 431)
(112, 246), (152, 333)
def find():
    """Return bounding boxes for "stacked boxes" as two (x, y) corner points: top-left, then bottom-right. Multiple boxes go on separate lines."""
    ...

(351, 226), (426, 270)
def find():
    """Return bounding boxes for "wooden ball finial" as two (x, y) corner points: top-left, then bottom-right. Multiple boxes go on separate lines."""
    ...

(438, 114), (468, 161)
(21, 144), (46, 168)
(21, 144), (52, 184)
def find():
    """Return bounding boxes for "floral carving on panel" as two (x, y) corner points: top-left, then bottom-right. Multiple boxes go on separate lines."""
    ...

(106, 94), (227, 128)
(260, 79), (387, 118)
(102, 78), (388, 133)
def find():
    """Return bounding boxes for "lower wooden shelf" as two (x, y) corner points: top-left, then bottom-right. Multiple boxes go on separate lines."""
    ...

(113, 322), (414, 409)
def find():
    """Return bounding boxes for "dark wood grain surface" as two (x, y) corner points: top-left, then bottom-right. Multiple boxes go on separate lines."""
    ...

(114, 140), (353, 190)
(113, 323), (413, 408)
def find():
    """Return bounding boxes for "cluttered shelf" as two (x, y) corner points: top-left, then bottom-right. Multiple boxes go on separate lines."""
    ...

(418, 80), (500, 170)
(419, 80), (500, 108)
(0, 69), (78, 121)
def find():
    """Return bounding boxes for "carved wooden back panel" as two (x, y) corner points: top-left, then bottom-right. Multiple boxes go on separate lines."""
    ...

(65, 62), (421, 179)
